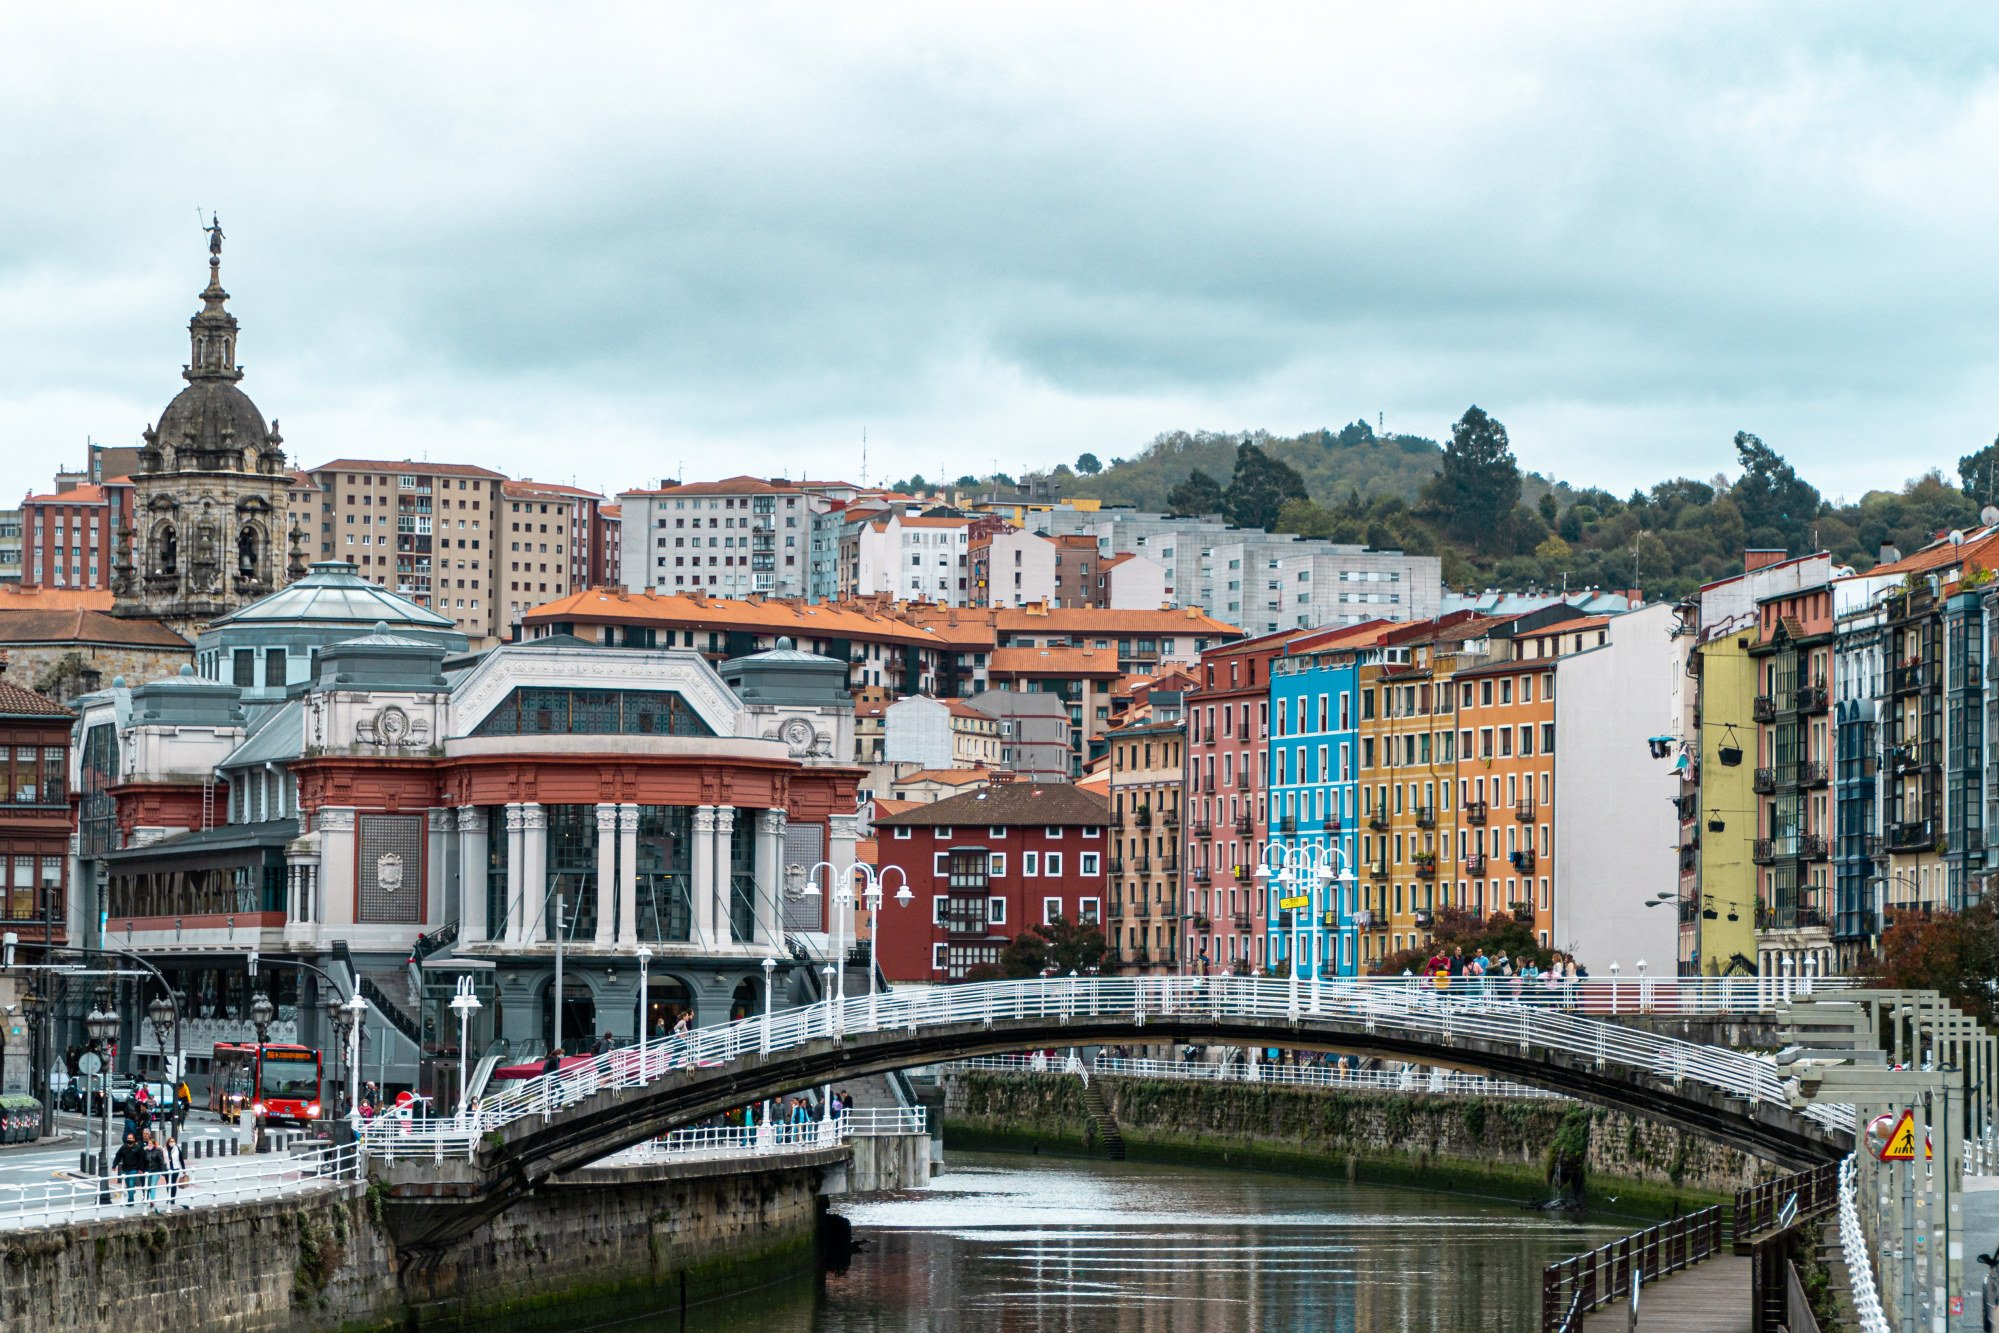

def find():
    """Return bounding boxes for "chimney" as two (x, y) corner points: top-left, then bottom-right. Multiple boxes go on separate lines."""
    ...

(1879, 543), (1902, 566)
(1743, 548), (1788, 573)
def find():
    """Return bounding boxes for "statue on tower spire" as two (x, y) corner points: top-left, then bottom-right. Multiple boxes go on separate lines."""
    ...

(204, 213), (224, 261)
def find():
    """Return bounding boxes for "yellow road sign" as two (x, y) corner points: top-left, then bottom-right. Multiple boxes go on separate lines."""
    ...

(1278, 895), (1309, 910)
(1878, 1108), (1931, 1161)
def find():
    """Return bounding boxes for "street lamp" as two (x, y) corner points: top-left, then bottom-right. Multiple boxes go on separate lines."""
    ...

(249, 991), (275, 1046)
(802, 861), (911, 1028)
(862, 867), (913, 1025)
(448, 977), (482, 1116)
(634, 945), (652, 1060)
(20, 991), (48, 1128)
(1257, 841), (1351, 1016)
(85, 986), (118, 1204)
(342, 994), (368, 1121)
(760, 956), (777, 1055)
(325, 994), (356, 1116)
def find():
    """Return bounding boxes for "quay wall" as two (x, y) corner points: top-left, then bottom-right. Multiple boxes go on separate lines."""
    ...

(944, 1070), (1760, 1218)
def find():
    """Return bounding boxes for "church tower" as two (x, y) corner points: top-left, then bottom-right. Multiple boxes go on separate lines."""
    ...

(114, 220), (298, 631)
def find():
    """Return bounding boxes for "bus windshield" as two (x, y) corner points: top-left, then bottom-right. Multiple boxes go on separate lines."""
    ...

(260, 1057), (318, 1100)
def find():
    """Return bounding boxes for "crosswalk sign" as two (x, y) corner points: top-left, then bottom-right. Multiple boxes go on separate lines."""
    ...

(1877, 1109), (1931, 1161)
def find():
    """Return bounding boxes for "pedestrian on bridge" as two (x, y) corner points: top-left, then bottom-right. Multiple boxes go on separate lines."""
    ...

(113, 1132), (147, 1205)
(162, 1135), (186, 1208)
(142, 1131), (167, 1209)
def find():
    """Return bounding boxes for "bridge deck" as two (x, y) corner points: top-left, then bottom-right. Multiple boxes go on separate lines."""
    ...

(1580, 1253), (1751, 1333)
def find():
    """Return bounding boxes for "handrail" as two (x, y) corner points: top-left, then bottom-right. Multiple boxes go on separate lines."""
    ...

(949, 1053), (1565, 1100)
(0, 1141), (361, 1231)
(1733, 1160), (1839, 1247)
(359, 974), (1856, 1162)
(1541, 1206), (1724, 1332)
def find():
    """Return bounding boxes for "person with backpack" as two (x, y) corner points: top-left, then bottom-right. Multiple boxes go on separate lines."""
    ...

(112, 1132), (147, 1205)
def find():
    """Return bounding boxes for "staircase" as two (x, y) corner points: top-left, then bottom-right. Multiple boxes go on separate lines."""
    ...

(330, 939), (424, 1051)
(1080, 1077), (1126, 1160)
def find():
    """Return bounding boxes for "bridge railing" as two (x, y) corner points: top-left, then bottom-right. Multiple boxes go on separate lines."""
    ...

(0, 1141), (360, 1232)
(1540, 1205), (1725, 1332)
(950, 1052), (1567, 1100)
(359, 974), (1854, 1161)
(1836, 1153), (1890, 1333)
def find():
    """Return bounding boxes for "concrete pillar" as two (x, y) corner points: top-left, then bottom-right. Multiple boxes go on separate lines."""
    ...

(691, 806), (717, 947)
(285, 864), (300, 921)
(593, 803), (618, 946)
(755, 808), (785, 948)
(617, 803), (639, 944)
(426, 808), (452, 927)
(317, 809), (357, 926)
(827, 813), (861, 934)
(504, 804), (525, 942)
(519, 803), (546, 945)
(457, 807), (488, 942)
(715, 807), (740, 943)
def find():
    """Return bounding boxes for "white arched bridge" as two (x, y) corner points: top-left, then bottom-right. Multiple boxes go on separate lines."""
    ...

(364, 974), (1854, 1248)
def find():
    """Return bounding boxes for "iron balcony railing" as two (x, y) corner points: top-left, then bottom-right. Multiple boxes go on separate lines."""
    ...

(1414, 859), (1437, 879)
(1367, 813), (1389, 832)
(1796, 681), (1829, 713)
(1414, 806), (1436, 830)
(1514, 801), (1537, 823)
(1189, 820), (1213, 840)
(1753, 767), (1778, 794)
(1191, 866), (1211, 885)
(1464, 800), (1488, 826)
(1233, 814), (1253, 834)
(1465, 852), (1487, 876)
(1752, 694), (1778, 723)
(1231, 913), (1253, 931)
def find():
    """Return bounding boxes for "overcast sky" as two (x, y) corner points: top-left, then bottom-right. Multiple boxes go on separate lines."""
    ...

(6, 4), (1999, 507)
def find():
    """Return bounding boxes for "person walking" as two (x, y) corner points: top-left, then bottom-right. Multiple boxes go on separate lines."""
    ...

(113, 1132), (147, 1205)
(142, 1131), (167, 1209)
(162, 1134), (187, 1208)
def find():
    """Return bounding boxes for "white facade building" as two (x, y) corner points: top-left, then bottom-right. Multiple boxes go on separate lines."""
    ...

(618, 477), (811, 598)
(845, 511), (973, 604)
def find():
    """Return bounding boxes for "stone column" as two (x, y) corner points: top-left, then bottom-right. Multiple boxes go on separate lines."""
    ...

(617, 803), (639, 945)
(426, 808), (452, 928)
(826, 813), (861, 937)
(457, 807), (488, 942)
(754, 809), (786, 948)
(504, 804), (525, 943)
(317, 809), (357, 926)
(285, 864), (300, 922)
(593, 804), (618, 946)
(691, 806), (717, 947)
(714, 807), (738, 944)
(519, 803), (547, 945)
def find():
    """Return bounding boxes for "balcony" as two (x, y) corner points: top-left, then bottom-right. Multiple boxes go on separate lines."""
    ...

(1465, 852), (1487, 876)
(1235, 771), (1252, 790)
(1797, 759), (1829, 788)
(1275, 816), (1297, 835)
(1160, 856), (1179, 875)
(1189, 820), (1213, 840)
(1758, 900), (1829, 933)
(1414, 805), (1436, 830)
(1370, 857), (1388, 878)
(1191, 866), (1212, 885)
(1413, 858), (1437, 879)
(1161, 809), (1180, 828)
(1231, 913), (1254, 931)
(1132, 856), (1151, 874)
(1752, 767), (1777, 794)
(1514, 801), (1537, 823)
(1890, 661), (1938, 695)
(1413, 908), (1434, 929)
(1133, 808), (1152, 829)
(1678, 844), (1697, 872)
(1108, 857), (1124, 876)
(1752, 694), (1777, 723)
(1464, 800), (1488, 826)
(1796, 682), (1828, 713)
(1323, 815), (1344, 833)
(1133, 900), (1152, 919)
(1368, 813), (1389, 832)
(1129, 946), (1151, 965)
(1509, 848), (1537, 873)
(1234, 865), (1255, 884)
(1886, 818), (1938, 852)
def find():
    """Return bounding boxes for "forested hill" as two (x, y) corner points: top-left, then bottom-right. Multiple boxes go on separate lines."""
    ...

(1063, 423), (1451, 512)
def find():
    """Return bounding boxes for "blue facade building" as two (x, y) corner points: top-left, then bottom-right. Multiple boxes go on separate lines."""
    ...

(1266, 629), (1375, 977)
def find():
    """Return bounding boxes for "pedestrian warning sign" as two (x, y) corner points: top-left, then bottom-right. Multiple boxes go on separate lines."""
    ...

(1877, 1109), (1931, 1161)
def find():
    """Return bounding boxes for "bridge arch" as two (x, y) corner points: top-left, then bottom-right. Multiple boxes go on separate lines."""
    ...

(370, 977), (1850, 1247)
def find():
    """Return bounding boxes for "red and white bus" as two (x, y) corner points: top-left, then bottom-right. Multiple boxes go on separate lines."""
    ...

(208, 1043), (323, 1124)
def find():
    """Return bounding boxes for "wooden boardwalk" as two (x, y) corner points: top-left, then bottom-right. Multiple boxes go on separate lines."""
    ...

(1580, 1253), (1752, 1333)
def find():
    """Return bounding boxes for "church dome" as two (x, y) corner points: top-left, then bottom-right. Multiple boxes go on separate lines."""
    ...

(151, 378), (272, 458)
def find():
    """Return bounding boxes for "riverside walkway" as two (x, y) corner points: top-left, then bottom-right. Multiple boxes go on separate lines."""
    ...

(1578, 1254), (1752, 1332)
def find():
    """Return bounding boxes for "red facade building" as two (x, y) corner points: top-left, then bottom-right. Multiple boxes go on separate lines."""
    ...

(873, 782), (1110, 982)
(19, 479), (134, 590)
(0, 663), (72, 950)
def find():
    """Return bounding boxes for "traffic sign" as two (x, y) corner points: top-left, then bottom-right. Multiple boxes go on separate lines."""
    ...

(76, 1052), (102, 1077)
(1877, 1108), (1931, 1161)
(1278, 894), (1309, 911)
(395, 1090), (414, 1109)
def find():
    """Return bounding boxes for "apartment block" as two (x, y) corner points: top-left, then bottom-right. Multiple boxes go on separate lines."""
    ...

(18, 479), (132, 590)
(1106, 718), (1185, 974)
(618, 476), (811, 599)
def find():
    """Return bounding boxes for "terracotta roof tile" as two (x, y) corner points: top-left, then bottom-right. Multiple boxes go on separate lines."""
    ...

(310, 459), (508, 480)
(876, 781), (1111, 827)
(0, 587), (115, 612)
(0, 609), (189, 649)
(988, 647), (1124, 677)
(0, 677), (72, 718)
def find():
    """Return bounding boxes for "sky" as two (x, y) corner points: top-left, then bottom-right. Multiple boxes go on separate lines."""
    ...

(6, 4), (1999, 507)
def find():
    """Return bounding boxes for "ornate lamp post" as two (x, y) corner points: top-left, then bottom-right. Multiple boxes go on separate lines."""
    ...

(249, 990), (275, 1046)
(760, 956), (777, 1055)
(448, 977), (482, 1116)
(324, 994), (356, 1116)
(634, 945), (652, 1059)
(342, 994), (368, 1121)
(802, 861), (911, 1028)
(20, 990), (48, 1126)
(860, 867), (912, 1026)
(85, 986), (119, 1203)
(1258, 841), (1351, 1017)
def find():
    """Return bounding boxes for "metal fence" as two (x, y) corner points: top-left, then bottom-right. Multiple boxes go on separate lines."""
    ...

(597, 1106), (930, 1167)
(950, 1052), (1566, 1100)
(1540, 1205), (1725, 1332)
(0, 1141), (360, 1232)
(359, 973), (1854, 1162)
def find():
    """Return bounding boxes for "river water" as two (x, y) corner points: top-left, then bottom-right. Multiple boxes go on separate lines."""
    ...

(584, 1150), (1625, 1333)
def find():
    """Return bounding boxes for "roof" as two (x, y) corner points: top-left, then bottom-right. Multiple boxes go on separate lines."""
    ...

(204, 561), (456, 632)
(0, 676), (72, 718)
(988, 647), (1124, 677)
(522, 588), (969, 650)
(23, 482), (120, 506)
(0, 609), (190, 649)
(0, 586), (116, 612)
(893, 768), (991, 787)
(1866, 527), (1999, 578)
(870, 798), (923, 820)
(993, 606), (1238, 636)
(619, 476), (800, 498)
(309, 459), (508, 480)
(225, 699), (304, 768)
(503, 480), (605, 500)
(876, 781), (1111, 828)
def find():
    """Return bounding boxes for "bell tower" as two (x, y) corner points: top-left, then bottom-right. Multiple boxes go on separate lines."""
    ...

(114, 220), (296, 632)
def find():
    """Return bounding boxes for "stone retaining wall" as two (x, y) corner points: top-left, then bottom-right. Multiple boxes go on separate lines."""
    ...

(945, 1071), (1760, 1217)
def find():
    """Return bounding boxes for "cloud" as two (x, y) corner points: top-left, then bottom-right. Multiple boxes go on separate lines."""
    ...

(4, 3), (1999, 510)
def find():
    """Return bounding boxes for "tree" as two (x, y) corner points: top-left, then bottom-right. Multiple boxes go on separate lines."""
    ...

(1959, 436), (1999, 509)
(1421, 406), (1522, 550)
(996, 915), (1111, 978)
(1075, 452), (1102, 476)
(1222, 442), (1310, 530)
(1165, 468), (1224, 517)
(1867, 898), (1999, 1027)
(1730, 432), (1823, 554)
(954, 474), (980, 489)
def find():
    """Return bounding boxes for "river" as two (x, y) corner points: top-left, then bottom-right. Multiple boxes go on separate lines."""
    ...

(572, 1149), (1625, 1332)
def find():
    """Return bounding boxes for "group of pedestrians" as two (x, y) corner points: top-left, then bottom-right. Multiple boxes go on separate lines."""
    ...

(1417, 946), (1587, 1002)
(110, 1128), (186, 1209)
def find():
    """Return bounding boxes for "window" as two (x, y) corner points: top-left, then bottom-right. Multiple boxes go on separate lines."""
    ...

(987, 853), (1007, 877)
(1044, 826), (1064, 838)
(933, 852), (950, 875)
(1044, 851), (1064, 876)
(933, 826), (953, 838)
(1079, 897), (1101, 924)
(988, 826), (1008, 839)
(1080, 851), (1100, 876)
(931, 893), (947, 925)
(1042, 896), (1063, 924)
(988, 896), (1007, 925)
(892, 827), (912, 840)
(932, 942), (947, 971)
(1023, 851), (1039, 876)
